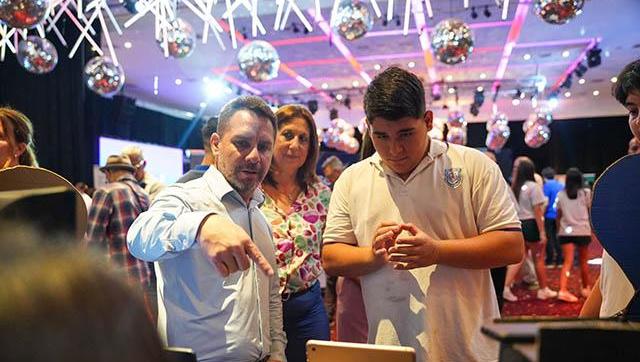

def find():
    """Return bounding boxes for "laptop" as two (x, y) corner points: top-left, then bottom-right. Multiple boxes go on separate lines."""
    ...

(306, 340), (416, 362)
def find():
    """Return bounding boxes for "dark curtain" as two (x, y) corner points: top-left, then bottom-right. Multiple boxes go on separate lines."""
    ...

(467, 116), (632, 178)
(0, 18), (100, 185)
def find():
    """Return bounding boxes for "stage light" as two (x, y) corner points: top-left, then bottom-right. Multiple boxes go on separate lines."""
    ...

(471, 7), (478, 19)
(593, 90), (600, 96)
(548, 95), (559, 109)
(123, 0), (142, 14)
(610, 76), (618, 83)
(448, 87), (456, 94)
(431, 83), (442, 101)
(470, 103), (479, 116)
(480, 73), (487, 79)
(574, 62), (588, 77)
(124, 41), (132, 49)
(523, 53), (531, 61)
(292, 22), (300, 33)
(352, 80), (360, 87)
(578, 78), (586, 85)
(474, 88), (485, 107)
(307, 100), (318, 114)
(174, 78), (182, 86)
(344, 96), (352, 109)
(564, 91), (571, 98)
(408, 61), (416, 68)
(512, 98), (520, 106)
(336, 94), (344, 101)
(562, 50), (570, 58)
(560, 73), (572, 89)
(321, 82), (329, 89)
(477, 86), (484, 92)
(483, 5), (491, 18)
(204, 79), (232, 99)
(374, 64), (381, 70)
(200, 102), (207, 108)
(587, 46), (602, 68)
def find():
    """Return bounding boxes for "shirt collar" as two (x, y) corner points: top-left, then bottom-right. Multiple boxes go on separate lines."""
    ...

(202, 166), (265, 207)
(116, 174), (138, 183)
(194, 164), (210, 171)
(369, 138), (448, 181)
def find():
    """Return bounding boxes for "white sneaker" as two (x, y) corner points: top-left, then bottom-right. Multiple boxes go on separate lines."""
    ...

(503, 286), (518, 302)
(537, 287), (558, 300)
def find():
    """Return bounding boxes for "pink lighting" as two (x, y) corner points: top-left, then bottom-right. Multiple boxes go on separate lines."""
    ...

(492, 1), (530, 92)
(411, 0), (438, 83)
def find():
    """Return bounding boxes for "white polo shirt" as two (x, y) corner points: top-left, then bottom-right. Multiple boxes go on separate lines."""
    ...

(324, 139), (520, 362)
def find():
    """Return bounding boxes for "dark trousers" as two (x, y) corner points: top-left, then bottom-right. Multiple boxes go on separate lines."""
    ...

(324, 275), (337, 323)
(490, 266), (506, 312)
(283, 282), (330, 362)
(544, 218), (563, 265)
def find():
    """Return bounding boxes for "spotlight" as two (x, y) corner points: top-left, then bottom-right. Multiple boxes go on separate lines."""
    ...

(483, 5), (491, 18)
(470, 6), (478, 19)
(560, 73), (572, 89)
(574, 62), (588, 77)
(123, 0), (142, 14)
(431, 83), (442, 101)
(382, 17), (388, 26)
(307, 100), (318, 114)
(395, 16), (401, 26)
(474, 88), (485, 107)
(470, 103), (480, 117)
(292, 22), (300, 33)
(344, 96), (352, 109)
(587, 47), (602, 68)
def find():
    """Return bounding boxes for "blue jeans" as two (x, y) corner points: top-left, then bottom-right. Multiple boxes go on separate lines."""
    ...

(282, 281), (330, 362)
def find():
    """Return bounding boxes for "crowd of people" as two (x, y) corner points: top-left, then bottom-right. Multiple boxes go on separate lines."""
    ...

(0, 59), (639, 362)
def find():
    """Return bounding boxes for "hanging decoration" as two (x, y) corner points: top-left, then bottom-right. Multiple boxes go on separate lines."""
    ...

(274, 0), (314, 34)
(221, 0), (265, 49)
(534, 0), (584, 25)
(0, 0), (49, 29)
(157, 17), (195, 58)
(431, 18), (474, 65)
(331, 0), (373, 41)
(322, 118), (360, 154)
(485, 113), (510, 151)
(523, 111), (553, 148)
(84, 56), (125, 97)
(16, 35), (57, 73)
(237, 40), (280, 82)
(446, 125), (467, 145)
(447, 110), (467, 128)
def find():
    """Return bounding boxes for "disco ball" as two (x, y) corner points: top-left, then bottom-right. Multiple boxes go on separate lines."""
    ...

(486, 112), (509, 131)
(486, 123), (511, 151)
(534, 0), (584, 25)
(523, 111), (553, 132)
(447, 126), (467, 145)
(525, 124), (551, 148)
(447, 111), (467, 128)
(158, 18), (195, 58)
(237, 40), (280, 82)
(0, 0), (49, 29)
(431, 18), (474, 65)
(84, 56), (125, 97)
(16, 36), (57, 74)
(332, 0), (373, 41)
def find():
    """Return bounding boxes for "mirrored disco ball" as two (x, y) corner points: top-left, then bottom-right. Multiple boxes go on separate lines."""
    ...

(447, 111), (467, 128)
(84, 56), (125, 97)
(447, 126), (467, 145)
(16, 36), (57, 74)
(524, 124), (551, 148)
(486, 123), (511, 151)
(237, 40), (280, 82)
(332, 0), (373, 41)
(159, 18), (195, 58)
(523, 111), (553, 132)
(486, 112), (509, 131)
(431, 18), (474, 65)
(534, 0), (584, 25)
(0, 0), (49, 29)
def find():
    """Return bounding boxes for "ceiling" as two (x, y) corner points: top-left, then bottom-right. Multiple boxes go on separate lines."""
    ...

(103, 0), (640, 127)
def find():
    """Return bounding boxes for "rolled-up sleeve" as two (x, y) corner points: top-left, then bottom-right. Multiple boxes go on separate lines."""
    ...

(127, 187), (213, 262)
(268, 270), (287, 361)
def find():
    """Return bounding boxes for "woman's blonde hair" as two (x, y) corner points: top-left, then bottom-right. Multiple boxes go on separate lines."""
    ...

(0, 107), (38, 167)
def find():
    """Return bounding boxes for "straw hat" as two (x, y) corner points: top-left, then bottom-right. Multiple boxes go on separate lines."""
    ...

(99, 155), (135, 173)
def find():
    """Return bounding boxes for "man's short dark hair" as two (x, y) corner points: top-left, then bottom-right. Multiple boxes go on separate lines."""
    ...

(363, 66), (426, 123)
(613, 59), (640, 105)
(201, 116), (218, 151)
(541, 167), (555, 180)
(217, 96), (277, 136)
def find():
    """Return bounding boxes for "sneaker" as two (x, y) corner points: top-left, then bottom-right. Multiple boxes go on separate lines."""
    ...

(558, 290), (579, 303)
(536, 287), (558, 300)
(581, 287), (592, 298)
(503, 287), (518, 302)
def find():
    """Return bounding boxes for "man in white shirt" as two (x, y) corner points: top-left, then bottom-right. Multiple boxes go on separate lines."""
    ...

(322, 67), (524, 362)
(127, 96), (286, 362)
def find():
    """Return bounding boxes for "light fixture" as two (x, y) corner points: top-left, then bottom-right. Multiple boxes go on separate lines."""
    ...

(174, 78), (182, 85)
(204, 79), (232, 99)
(200, 102), (207, 108)
(483, 5), (491, 18)
(562, 50), (570, 58)
(477, 86), (484, 92)
(578, 78), (586, 85)
(408, 61), (416, 68)
(480, 73), (487, 79)
(124, 41), (132, 49)
(512, 98), (520, 106)
(352, 80), (360, 87)
(548, 96), (559, 109)
(374, 64), (381, 70)
(321, 82), (329, 89)
(447, 87), (455, 94)
(587, 46), (602, 68)
(593, 90), (600, 96)
(523, 53), (531, 61)
(564, 91), (571, 98)
(531, 96), (538, 109)
(561, 73), (572, 89)
(336, 94), (344, 101)
(344, 96), (352, 109)
(470, 6), (478, 19)
(611, 76), (618, 83)
(574, 62), (588, 77)
(446, 74), (453, 81)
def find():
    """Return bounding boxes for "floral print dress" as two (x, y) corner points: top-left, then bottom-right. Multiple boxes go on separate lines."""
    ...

(261, 180), (332, 295)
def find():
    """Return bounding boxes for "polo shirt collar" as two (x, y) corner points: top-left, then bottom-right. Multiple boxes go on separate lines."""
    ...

(202, 166), (265, 208)
(369, 138), (449, 182)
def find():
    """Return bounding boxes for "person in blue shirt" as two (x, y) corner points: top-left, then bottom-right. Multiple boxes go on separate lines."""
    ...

(177, 116), (218, 183)
(542, 167), (564, 267)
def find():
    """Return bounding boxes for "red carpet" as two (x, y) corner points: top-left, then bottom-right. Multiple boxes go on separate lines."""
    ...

(502, 240), (603, 318)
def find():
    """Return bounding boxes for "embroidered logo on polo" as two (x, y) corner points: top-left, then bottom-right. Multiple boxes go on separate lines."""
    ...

(444, 168), (463, 188)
